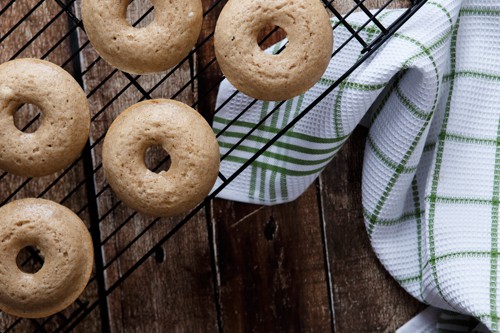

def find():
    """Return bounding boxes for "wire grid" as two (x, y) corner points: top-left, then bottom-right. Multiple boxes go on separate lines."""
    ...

(0, 0), (427, 331)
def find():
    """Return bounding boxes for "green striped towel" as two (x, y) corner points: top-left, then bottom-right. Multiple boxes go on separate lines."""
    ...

(214, 0), (500, 331)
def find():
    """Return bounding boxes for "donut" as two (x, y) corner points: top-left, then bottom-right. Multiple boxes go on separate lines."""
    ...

(81, 0), (203, 74)
(214, 0), (333, 101)
(0, 59), (90, 177)
(102, 99), (220, 217)
(0, 198), (94, 318)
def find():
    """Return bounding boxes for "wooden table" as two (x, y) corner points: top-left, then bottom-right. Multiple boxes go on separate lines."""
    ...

(0, 0), (425, 331)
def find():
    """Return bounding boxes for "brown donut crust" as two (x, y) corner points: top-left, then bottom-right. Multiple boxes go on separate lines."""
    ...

(0, 59), (90, 177)
(0, 198), (94, 318)
(214, 0), (333, 101)
(82, 0), (203, 74)
(102, 99), (220, 217)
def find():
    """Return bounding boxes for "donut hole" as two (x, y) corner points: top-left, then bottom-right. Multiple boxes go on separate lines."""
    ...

(14, 104), (42, 133)
(258, 24), (288, 52)
(144, 145), (171, 173)
(126, 0), (155, 28)
(16, 246), (44, 274)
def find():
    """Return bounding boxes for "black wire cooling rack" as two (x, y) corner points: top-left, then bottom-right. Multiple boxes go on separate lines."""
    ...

(0, 0), (426, 331)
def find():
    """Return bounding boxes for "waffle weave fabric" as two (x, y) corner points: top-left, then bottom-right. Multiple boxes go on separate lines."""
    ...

(214, 0), (500, 331)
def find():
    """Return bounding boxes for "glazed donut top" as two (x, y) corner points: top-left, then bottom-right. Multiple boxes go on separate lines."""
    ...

(0, 58), (90, 177)
(82, 0), (203, 74)
(214, 0), (333, 101)
(102, 99), (220, 217)
(0, 198), (93, 318)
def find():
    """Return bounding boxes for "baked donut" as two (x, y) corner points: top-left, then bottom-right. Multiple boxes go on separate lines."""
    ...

(102, 99), (220, 217)
(214, 0), (333, 101)
(0, 198), (94, 318)
(0, 59), (90, 177)
(81, 0), (203, 74)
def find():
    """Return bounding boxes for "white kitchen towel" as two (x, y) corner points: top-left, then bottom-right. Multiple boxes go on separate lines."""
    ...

(397, 307), (490, 333)
(214, 0), (500, 331)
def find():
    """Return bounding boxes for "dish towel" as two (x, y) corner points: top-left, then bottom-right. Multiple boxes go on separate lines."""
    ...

(213, 0), (500, 331)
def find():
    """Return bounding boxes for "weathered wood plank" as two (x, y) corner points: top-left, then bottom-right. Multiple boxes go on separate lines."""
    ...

(212, 191), (333, 333)
(197, 0), (226, 121)
(73, 0), (218, 331)
(0, 0), (99, 332)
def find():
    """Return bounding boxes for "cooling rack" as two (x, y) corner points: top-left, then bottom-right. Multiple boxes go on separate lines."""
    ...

(0, 0), (427, 331)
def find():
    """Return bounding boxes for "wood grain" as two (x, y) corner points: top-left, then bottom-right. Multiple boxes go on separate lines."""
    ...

(197, 0), (227, 121)
(212, 191), (333, 333)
